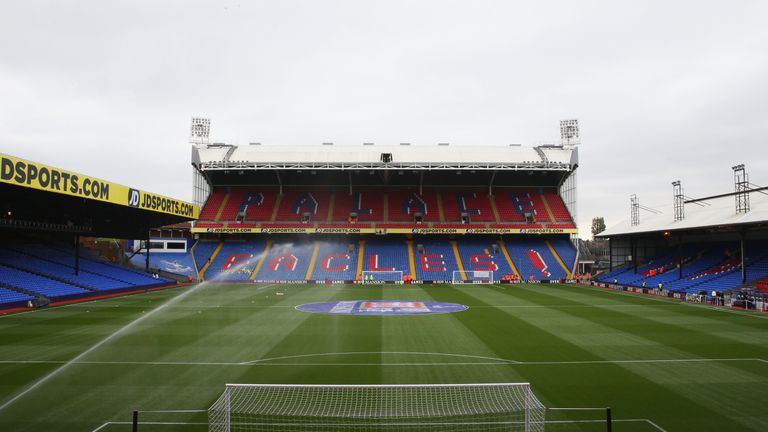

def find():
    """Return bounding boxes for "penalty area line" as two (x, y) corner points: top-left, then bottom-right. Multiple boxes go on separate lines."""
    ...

(545, 419), (667, 432)
(91, 423), (111, 432)
(91, 419), (665, 431)
(91, 422), (208, 431)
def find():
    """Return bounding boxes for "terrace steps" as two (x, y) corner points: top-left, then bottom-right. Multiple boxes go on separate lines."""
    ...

(198, 242), (223, 280)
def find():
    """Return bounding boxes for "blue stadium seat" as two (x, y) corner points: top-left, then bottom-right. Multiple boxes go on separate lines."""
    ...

(362, 238), (409, 280)
(0, 264), (90, 300)
(0, 244), (172, 295)
(549, 238), (577, 275)
(413, 239), (457, 282)
(255, 240), (314, 282)
(193, 241), (221, 271)
(457, 239), (515, 280)
(596, 241), (768, 294)
(310, 240), (358, 281)
(0, 285), (35, 306)
(504, 238), (568, 280)
(205, 239), (267, 281)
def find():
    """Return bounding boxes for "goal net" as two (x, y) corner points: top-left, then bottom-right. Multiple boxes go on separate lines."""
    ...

(209, 383), (545, 432)
(452, 270), (494, 284)
(361, 271), (404, 283)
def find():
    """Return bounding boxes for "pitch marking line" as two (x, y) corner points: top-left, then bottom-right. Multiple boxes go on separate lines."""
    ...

(91, 423), (110, 432)
(91, 418), (666, 432)
(3, 356), (765, 367)
(520, 357), (768, 366)
(0, 281), (225, 413)
(256, 283), (277, 291)
(240, 351), (520, 365)
(545, 419), (667, 431)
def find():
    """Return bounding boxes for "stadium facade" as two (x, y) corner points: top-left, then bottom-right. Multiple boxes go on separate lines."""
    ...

(182, 119), (581, 284)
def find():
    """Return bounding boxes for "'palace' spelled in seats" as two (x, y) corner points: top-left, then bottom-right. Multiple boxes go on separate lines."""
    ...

(197, 187), (574, 226)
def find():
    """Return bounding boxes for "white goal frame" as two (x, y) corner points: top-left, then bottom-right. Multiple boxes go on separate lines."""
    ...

(209, 383), (546, 432)
(361, 270), (404, 284)
(452, 270), (494, 284)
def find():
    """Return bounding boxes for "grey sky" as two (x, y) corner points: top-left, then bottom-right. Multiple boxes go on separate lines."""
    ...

(1, 0), (767, 237)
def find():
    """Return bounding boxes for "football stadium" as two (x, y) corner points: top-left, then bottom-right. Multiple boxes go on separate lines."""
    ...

(1, 117), (767, 432)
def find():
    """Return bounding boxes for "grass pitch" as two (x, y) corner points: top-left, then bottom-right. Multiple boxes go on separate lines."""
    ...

(0, 283), (767, 431)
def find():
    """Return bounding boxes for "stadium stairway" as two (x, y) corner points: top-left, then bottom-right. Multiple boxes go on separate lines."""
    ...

(254, 239), (315, 281)
(504, 238), (570, 280)
(204, 239), (268, 281)
(274, 190), (331, 223)
(456, 238), (516, 280)
(546, 238), (576, 278)
(529, 191), (554, 223)
(198, 189), (227, 220)
(194, 240), (222, 279)
(493, 192), (527, 222)
(309, 240), (359, 281)
(413, 238), (460, 282)
(362, 238), (410, 281)
(332, 189), (385, 222)
(219, 188), (246, 221)
(543, 191), (573, 221)
(497, 239), (522, 278)
(214, 191), (231, 221)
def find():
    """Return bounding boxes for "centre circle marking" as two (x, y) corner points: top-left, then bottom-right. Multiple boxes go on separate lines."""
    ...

(295, 300), (468, 315)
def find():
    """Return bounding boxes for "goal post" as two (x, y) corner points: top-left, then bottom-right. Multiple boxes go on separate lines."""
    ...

(209, 383), (546, 431)
(361, 270), (404, 284)
(452, 270), (494, 284)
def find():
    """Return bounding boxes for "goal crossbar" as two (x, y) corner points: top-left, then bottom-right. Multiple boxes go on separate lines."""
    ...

(220, 383), (538, 391)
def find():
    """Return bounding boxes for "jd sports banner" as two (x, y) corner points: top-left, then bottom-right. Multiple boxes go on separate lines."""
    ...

(0, 153), (198, 218)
